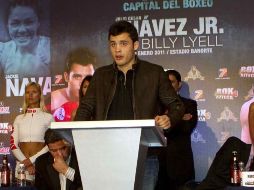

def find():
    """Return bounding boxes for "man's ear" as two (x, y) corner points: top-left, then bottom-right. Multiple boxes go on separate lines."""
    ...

(134, 41), (139, 51)
(64, 72), (69, 82)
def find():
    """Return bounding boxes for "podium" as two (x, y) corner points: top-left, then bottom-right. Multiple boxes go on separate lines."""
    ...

(51, 120), (166, 190)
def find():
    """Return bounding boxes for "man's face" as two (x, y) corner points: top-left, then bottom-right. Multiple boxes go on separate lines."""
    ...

(168, 74), (181, 93)
(8, 6), (39, 47)
(64, 63), (94, 100)
(48, 140), (71, 161)
(109, 32), (139, 69)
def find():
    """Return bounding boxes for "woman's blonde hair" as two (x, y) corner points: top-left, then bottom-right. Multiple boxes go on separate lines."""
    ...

(22, 82), (47, 113)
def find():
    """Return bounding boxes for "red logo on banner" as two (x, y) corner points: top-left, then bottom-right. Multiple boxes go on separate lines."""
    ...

(216, 68), (230, 80)
(215, 88), (238, 100)
(194, 90), (205, 101)
(54, 75), (63, 84)
(52, 75), (65, 87)
(0, 101), (10, 115)
(239, 66), (254, 78)
(0, 123), (12, 134)
(198, 109), (211, 121)
(0, 147), (10, 154)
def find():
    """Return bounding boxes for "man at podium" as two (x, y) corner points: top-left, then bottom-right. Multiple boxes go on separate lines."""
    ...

(74, 20), (185, 190)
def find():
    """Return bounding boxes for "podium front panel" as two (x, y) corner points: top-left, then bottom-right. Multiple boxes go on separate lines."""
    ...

(51, 120), (166, 190)
(72, 128), (141, 190)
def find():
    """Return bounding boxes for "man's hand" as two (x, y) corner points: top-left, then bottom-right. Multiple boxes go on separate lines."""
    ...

(53, 156), (68, 174)
(155, 115), (171, 129)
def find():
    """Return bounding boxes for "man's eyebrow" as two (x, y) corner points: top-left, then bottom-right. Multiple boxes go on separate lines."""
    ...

(72, 73), (82, 77)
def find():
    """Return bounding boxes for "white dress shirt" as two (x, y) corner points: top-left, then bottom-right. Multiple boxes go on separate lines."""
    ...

(59, 155), (75, 190)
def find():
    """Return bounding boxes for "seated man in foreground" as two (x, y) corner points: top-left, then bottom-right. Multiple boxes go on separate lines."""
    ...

(35, 129), (82, 190)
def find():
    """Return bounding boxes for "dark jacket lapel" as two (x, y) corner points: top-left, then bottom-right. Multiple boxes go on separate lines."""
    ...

(47, 156), (61, 190)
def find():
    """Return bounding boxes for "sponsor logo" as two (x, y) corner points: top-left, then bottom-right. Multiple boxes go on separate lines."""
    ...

(184, 66), (205, 81)
(52, 74), (65, 87)
(191, 129), (206, 143)
(0, 123), (12, 134)
(198, 109), (211, 121)
(239, 66), (254, 78)
(215, 88), (238, 100)
(215, 68), (230, 80)
(194, 90), (206, 101)
(0, 142), (10, 154)
(217, 107), (238, 122)
(0, 101), (10, 114)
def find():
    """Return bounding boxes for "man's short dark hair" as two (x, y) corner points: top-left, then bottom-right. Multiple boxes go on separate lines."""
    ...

(108, 21), (138, 43)
(65, 47), (96, 73)
(44, 128), (64, 145)
(166, 69), (182, 82)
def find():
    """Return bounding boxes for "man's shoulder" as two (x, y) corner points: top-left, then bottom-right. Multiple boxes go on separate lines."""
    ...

(95, 64), (114, 72)
(181, 96), (197, 104)
(138, 59), (163, 69)
(136, 59), (165, 77)
(51, 88), (67, 98)
(36, 151), (51, 163)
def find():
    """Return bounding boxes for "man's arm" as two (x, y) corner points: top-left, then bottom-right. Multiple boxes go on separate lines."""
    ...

(53, 155), (75, 181)
(35, 157), (50, 190)
(180, 99), (198, 134)
(249, 102), (254, 144)
(158, 68), (185, 128)
(160, 99), (197, 135)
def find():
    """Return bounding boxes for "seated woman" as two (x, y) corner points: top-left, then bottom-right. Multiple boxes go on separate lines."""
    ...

(10, 82), (54, 182)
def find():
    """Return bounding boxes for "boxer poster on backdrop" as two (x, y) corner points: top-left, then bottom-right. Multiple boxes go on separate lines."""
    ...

(0, 0), (50, 159)
(50, 0), (254, 180)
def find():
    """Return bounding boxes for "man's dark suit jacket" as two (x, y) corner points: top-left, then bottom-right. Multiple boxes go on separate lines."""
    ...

(35, 149), (83, 190)
(196, 136), (251, 190)
(156, 96), (198, 189)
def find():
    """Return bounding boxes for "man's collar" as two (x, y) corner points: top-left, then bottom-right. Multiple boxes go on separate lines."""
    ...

(113, 56), (139, 72)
